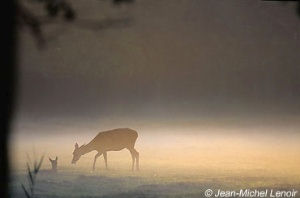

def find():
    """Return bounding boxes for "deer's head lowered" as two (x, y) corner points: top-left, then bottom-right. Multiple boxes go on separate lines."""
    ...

(72, 143), (83, 164)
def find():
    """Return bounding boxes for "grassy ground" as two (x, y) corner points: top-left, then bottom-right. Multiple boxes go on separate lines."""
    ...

(10, 166), (300, 198)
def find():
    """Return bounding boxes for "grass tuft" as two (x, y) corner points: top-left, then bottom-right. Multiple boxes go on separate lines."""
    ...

(21, 154), (44, 198)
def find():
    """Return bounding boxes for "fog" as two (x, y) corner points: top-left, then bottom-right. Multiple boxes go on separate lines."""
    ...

(10, 121), (300, 180)
(10, 1), (300, 197)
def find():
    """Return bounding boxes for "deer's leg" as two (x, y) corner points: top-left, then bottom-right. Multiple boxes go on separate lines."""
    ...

(103, 152), (108, 170)
(93, 152), (101, 171)
(128, 148), (135, 171)
(133, 148), (139, 171)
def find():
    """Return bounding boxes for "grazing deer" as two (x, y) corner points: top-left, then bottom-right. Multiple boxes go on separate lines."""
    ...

(49, 156), (58, 172)
(71, 128), (139, 171)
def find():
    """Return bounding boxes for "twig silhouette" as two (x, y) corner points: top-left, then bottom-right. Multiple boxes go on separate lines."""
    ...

(21, 154), (44, 198)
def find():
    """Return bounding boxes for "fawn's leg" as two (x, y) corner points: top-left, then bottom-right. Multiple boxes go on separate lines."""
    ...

(103, 152), (108, 170)
(93, 152), (101, 171)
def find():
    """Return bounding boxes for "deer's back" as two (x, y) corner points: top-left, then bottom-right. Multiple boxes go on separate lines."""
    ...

(92, 128), (138, 151)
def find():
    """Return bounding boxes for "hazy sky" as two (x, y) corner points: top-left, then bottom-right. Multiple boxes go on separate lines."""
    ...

(16, 0), (300, 129)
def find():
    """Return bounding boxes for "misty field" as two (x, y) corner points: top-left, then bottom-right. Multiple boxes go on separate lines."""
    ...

(10, 125), (300, 198)
(10, 137), (300, 197)
(10, 166), (300, 198)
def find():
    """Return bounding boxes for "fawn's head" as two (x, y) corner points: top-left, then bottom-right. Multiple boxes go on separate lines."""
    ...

(72, 143), (82, 164)
(49, 156), (58, 169)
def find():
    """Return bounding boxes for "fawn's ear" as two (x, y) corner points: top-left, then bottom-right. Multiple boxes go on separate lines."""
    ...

(55, 156), (58, 161)
(75, 143), (79, 149)
(49, 157), (52, 162)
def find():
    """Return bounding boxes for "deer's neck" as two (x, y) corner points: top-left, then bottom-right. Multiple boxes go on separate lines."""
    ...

(80, 142), (95, 155)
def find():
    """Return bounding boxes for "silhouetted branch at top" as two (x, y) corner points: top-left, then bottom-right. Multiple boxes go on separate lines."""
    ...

(18, 0), (135, 47)
(17, 4), (45, 46)
(19, 0), (299, 48)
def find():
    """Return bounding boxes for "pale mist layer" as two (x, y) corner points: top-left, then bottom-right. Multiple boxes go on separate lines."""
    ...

(10, 117), (300, 181)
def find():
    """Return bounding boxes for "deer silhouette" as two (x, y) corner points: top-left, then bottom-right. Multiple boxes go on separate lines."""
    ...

(49, 156), (58, 172)
(71, 128), (139, 171)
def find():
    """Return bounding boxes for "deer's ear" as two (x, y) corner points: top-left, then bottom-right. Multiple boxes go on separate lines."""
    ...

(49, 158), (52, 162)
(55, 156), (58, 161)
(75, 143), (79, 149)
